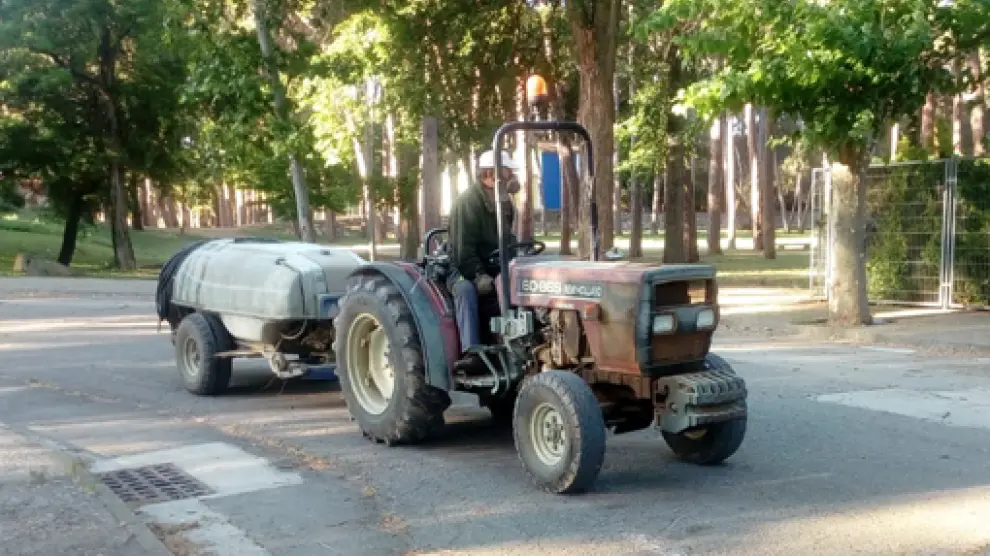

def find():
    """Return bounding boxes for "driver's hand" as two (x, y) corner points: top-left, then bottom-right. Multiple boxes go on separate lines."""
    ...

(474, 273), (495, 295)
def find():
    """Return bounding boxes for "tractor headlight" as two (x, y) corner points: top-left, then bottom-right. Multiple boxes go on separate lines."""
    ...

(652, 314), (676, 335)
(696, 308), (716, 330)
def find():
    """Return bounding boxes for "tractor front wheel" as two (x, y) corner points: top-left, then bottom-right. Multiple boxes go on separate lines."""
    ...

(662, 418), (747, 465)
(513, 371), (606, 494)
(335, 274), (451, 445)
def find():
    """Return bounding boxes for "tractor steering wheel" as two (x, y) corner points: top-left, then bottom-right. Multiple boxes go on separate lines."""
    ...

(487, 240), (546, 267)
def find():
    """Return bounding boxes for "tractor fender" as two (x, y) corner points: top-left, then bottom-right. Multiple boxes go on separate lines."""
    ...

(345, 262), (457, 391)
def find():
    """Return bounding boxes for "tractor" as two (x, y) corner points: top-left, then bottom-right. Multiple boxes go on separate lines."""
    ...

(332, 120), (748, 494)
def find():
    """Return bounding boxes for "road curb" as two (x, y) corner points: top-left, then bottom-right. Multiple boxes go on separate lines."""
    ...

(792, 323), (990, 355)
(12, 431), (175, 556)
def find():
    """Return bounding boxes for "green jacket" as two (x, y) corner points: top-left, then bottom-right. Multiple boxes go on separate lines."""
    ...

(448, 182), (516, 280)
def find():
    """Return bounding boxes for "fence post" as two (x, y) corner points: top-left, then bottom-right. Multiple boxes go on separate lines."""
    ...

(940, 158), (958, 310)
(824, 161), (833, 303)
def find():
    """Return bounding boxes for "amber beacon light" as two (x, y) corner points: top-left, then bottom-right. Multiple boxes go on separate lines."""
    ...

(526, 74), (549, 120)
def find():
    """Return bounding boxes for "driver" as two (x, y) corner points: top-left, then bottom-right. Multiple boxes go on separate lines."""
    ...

(447, 149), (520, 375)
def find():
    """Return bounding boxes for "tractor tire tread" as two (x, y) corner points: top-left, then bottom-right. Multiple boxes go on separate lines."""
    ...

(337, 274), (450, 446)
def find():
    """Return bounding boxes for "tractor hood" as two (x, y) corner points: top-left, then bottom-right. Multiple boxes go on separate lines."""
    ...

(509, 258), (716, 291)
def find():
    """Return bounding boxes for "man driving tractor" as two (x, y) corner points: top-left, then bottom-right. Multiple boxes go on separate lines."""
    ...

(447, 149), (521, 375)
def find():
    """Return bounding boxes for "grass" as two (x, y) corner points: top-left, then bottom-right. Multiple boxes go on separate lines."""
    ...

(0, 211), (812, 288)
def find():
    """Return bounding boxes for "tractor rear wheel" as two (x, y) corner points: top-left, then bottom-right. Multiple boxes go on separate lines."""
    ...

(335, 274), (451, 445)
(512, 371), (606, 494)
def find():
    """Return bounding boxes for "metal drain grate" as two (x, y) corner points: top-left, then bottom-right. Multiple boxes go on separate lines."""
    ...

(96, 463), (214, 506)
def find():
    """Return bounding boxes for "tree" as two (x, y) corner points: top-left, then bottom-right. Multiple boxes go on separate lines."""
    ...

(646, 0), (990, 325)
(566, 0), (622, 259)
(251, 0), (315, 242)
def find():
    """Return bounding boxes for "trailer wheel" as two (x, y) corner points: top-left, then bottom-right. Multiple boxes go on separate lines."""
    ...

(513, 371), (606, 494)
(335, 274), (451, 445)
(174, 312), (233, 396)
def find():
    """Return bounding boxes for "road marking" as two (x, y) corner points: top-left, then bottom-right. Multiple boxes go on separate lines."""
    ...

(860, 346), (916, 354)
(141, 498), (270, 556)
(89, 441), (302, 499)
(815, 388), (990, 430)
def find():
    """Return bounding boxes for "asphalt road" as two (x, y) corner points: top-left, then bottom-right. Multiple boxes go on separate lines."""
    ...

(1, 286), (989, 556)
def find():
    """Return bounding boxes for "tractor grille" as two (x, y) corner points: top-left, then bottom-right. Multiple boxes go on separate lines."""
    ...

(651, 331), (710, 364)
(653, 279), (712, 308)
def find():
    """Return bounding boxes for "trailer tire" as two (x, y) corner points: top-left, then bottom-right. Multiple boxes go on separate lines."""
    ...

(335, 274), (451, 445)
(174, 312), (233, 396)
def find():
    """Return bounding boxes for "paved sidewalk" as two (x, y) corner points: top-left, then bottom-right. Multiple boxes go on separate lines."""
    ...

(0, 423), (170, 556)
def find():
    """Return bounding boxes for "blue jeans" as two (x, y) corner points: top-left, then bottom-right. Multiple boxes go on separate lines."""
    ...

(450, 273), (481, 354)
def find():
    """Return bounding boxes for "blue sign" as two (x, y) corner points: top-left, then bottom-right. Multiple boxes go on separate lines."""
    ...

(540, 151), (561, 211)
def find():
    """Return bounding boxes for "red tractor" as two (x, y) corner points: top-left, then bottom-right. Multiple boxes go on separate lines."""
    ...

(333, 120), (748, 494)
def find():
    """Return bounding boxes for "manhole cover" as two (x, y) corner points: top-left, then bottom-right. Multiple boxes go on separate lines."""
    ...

(96, 463), (213, 506)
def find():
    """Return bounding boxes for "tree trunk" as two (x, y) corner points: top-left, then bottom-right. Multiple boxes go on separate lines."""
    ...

(664, 43), (688, 265)
(569, 0), (621, 258)
(793, 174), (805, 232)
(829, 152), (873, 326)
(613, 74), (623, 238)
(252, 0), (314, 242)
(628, 65), (643, 259)
(921, 92), (936, 152)
(629, 175), (643, 258)
(663, 144), (686, 264)
(421, 115), (442, 236)
(724, 113), (736, 249)
(651, 173), (662, 235)
(952, 55), (966, 155)
(108, 152), (135, 269)
(128, 174), (144, 232)
(745, 104), (762, 252)
(684, 156), (699, 262)
(58, 192), (85, 266)
(760, 109), (776, 259)
(707, 114), (725, 255)
(969, 49), (987, 156)
(515, 80), (534, 240)
(324, 211), (336, 242)
(159, 196), (177, 228)
(97, 35), (135, 269)
(558, 136), (577, 256)
(180, 203), (190, 235)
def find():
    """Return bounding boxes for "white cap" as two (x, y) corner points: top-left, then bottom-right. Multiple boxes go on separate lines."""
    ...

(477, 150), (519, 170)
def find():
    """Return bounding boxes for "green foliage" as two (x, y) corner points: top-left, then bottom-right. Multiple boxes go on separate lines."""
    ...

(644, 0), (988, 165)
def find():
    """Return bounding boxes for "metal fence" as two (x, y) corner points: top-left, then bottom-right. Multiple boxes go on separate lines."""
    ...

(810, 157), (990, 309)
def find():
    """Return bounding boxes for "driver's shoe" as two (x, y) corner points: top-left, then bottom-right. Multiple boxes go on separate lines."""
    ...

(453, 353), (489, 377)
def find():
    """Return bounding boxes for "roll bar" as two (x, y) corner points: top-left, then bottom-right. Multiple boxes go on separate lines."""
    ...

(492, 121), (596, 315)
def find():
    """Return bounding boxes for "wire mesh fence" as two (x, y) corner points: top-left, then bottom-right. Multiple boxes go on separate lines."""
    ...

(951, 158), (990, 308)
(863, 160), (948, 305)
(810, 157), (990, 309)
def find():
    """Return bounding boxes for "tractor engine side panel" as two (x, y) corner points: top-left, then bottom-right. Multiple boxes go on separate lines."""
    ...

(510, 266), (642, 375)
